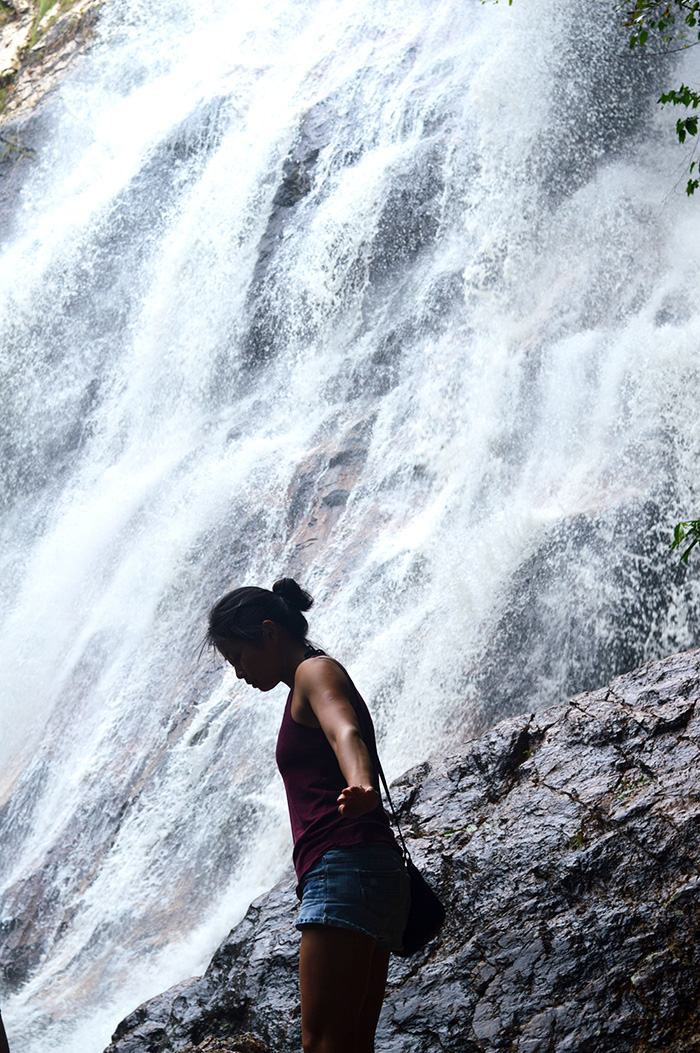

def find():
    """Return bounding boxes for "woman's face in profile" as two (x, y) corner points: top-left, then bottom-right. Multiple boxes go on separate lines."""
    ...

(219, 636), (279, 692)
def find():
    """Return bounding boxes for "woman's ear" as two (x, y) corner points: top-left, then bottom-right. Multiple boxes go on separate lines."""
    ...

(261, 619), (278, 642)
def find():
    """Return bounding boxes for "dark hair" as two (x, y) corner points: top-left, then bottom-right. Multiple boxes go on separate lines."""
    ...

(206, 577), (314, 651)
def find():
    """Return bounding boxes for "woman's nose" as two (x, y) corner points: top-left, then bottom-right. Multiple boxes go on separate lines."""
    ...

(234, 666), (244, 679)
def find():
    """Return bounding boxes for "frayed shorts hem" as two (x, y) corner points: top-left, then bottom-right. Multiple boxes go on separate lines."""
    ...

(295, 915), (378, 942)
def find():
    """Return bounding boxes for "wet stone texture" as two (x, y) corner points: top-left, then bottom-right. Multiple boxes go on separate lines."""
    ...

(104, 648), (700, 1053)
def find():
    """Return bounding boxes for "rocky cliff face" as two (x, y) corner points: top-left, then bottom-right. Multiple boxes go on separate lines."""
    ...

(103, 648), (700, 1053)
(0, 0), (101, 237)
(0, 0), (100, 121)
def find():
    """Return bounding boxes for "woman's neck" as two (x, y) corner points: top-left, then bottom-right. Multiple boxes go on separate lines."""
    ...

(280, 638), (311, 688)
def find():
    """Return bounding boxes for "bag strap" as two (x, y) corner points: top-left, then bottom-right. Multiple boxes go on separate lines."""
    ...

(370, 748), (412, 864)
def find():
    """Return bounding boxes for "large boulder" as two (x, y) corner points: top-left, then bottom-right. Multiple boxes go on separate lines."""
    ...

(105, 648), (700, 1053)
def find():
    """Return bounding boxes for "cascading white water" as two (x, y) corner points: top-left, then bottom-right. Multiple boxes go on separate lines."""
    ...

(1, 0), (699, 1049)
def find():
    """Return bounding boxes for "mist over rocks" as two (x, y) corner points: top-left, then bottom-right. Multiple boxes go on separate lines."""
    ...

(104, 648), (700, 1053)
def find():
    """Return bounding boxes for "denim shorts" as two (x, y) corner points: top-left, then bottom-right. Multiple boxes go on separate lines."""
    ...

(296, 843), (410, 952)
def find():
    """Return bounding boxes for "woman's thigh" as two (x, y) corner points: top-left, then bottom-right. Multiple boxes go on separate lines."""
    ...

(299, 924), (389, 1053)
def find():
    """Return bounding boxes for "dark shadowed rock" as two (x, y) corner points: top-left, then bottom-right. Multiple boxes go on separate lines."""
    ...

(281, 413), (375, 579)
(104, 648), (700, 1053)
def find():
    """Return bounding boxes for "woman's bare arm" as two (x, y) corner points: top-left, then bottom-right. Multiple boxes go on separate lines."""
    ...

(294, 659), (380, 818)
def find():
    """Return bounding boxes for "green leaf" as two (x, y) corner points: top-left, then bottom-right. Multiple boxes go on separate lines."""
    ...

(672, 519), (700, 560)
(673, 522), (686, 547)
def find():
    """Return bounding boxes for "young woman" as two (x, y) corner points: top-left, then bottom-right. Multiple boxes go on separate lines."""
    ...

(206, 577), (410, 1053)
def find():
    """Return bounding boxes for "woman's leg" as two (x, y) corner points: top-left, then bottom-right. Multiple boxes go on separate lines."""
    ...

(355, 943), (391, 1052)
(299, 924), (389, 1053)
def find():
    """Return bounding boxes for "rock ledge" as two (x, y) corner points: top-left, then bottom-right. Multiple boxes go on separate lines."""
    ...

(105, 649), (700, 1053)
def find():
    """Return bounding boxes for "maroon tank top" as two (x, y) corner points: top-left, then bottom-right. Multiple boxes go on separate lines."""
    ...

(275, 657), (397, 892)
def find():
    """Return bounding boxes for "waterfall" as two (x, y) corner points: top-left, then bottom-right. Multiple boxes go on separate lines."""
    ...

(1, 0), (699, 1049)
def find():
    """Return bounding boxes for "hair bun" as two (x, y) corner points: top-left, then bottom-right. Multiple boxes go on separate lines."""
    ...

(272, 578), (314, 612)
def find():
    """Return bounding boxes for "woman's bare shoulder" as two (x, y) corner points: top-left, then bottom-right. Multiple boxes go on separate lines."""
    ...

(292, 656), (355, 727)
(295, 655), (352, 696)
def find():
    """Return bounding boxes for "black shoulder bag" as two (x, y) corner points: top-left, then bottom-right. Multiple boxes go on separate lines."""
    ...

(371, 748), (446, 956)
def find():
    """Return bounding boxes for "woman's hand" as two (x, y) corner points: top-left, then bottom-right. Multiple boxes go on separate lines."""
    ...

(337, 784), (380, 818)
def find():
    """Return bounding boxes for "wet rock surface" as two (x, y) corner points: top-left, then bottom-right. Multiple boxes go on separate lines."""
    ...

(105, 648), (700, 1053)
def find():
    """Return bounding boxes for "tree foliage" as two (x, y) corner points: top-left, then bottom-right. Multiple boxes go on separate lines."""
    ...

(621, 8), (700, 560)
(622, 0), (700, 49)
(620, 0), (700, 193)
(488, 2), (700, 560)
(489, 2), (699, 191)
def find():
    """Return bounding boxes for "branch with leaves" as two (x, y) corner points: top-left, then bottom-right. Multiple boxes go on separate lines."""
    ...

(658, 84), (700, 191)
(623, 0), (700, 48)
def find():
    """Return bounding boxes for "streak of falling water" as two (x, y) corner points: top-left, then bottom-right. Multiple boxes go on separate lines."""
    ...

(1, 0), (699, 1049)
